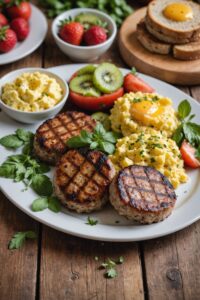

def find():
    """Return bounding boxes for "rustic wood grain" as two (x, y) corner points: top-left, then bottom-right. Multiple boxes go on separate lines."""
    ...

(40, 226), (144, 300)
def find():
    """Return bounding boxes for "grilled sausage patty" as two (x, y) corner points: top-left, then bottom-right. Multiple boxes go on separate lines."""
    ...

(34, 111), (96, 165)
(109, 165), (176, 224)
(54, 148), (116, 213)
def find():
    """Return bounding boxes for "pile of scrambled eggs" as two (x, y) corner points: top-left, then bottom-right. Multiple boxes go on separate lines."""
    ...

(109, 92), (187, 188)
(1, 72), (63, 112)
(109, 127), (187, 189)
(110, 92), (179, 137)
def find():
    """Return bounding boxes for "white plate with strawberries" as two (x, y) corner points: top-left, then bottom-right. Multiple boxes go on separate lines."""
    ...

(0, 4), (47, 65)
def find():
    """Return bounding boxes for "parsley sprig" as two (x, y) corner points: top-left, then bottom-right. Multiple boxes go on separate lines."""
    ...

(100, 256), (124, 278)
(172, 100), (200, 158)
(8, 231), (37, 250)
(86, 216), (98, 226)
(67, 123), (120, 155)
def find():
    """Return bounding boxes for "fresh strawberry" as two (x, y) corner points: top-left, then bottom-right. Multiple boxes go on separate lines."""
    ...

(0, 26), (17, 53)
(59, 21), (84, 46)
(83, 25), (107, 46)
(124, 69), (155, 93)
(6, 1), (31, 20)
(0, 13), (8, 27)
(10, 17), (29, 41)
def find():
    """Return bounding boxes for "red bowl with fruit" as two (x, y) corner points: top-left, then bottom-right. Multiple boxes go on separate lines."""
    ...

(52, 8), (117, 62)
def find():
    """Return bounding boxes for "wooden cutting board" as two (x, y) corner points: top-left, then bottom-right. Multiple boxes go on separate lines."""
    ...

(119, 7), (200, 85)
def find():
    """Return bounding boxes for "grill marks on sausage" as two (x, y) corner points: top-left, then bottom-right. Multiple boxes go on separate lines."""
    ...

(118, 165), (176, 212)
(55, 149), (113, 204)
(36, 111), (96, 154)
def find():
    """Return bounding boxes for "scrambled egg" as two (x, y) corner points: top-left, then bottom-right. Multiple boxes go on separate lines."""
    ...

(109, 127), (187, 189)
(1, 72), (63, 112)
(110, 92), (179, 137)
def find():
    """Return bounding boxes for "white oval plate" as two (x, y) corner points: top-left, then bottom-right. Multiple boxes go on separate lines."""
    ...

(0, 64), (200, 242)
(0, 5), (47, 65)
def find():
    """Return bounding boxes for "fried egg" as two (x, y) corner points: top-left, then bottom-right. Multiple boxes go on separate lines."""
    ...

(110, 92), (179, 137)
(163, 2), (193, 22)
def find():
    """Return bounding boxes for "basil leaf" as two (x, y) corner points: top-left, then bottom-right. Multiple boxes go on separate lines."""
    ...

(36, 163), (50, 174)
(183, 122), (200, 146)
(80, 130), (93, 143)
(0, 135), (23, 149)
(31, 174), (53, 196)
(172, 125), (184, 147)
(195, 146), (200, 159)
(31, 197), (49, 212)
(67, 136), (89, 148)
(103, 132), (119, 143)
(48, 196), (61, 213)
(0, 164), (16, 178)
(178, 100), (191, 120)
(16, 129), (34, 142)
(100, 142), (115, 154)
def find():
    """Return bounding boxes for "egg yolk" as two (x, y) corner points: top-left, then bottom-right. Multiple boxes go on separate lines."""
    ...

(163, 3), (193, 22)
(131, 101), (164, 124)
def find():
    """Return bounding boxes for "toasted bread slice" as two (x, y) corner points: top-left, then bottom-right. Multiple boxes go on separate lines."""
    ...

(137, 20), (172, 54)
(146, 0), (200, 44)
(173, 40), (200, 60)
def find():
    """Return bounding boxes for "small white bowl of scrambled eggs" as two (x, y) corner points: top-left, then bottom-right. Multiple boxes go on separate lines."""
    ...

(0, 68), (69, 124)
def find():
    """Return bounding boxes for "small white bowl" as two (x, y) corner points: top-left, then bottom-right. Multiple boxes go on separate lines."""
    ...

(52, 8), (117, 62)
(0, 68), (69, 124)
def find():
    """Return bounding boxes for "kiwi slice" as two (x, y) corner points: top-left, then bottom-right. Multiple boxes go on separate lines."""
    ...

(75, 13), (100, 27)
(93, 63), (123, 94)
(77, 65), (96, 76)
(70, 74), (101, 97)
(92, 112), (111, 131)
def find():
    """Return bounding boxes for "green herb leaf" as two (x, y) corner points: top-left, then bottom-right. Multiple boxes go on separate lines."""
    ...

(106, 268), (117, 279)
(31, 174), (53, 196)
(31, 197), (49, 212)
(86, 216), (98, 226)
(0, 164), (16, 178)
(178, 100), (191, 120)
(195, 146), (200, 159)
(48, 196), (61, 213)
(100, 141), (115, 154)
(131, 67), (137, 75)
(8, 231), (37, 250)
(16, 129), (34, 142)
(118, 256), (124, 264)
(67, 135), (89, 148)
(183, 122), (200, 146)
(172, 125), (184, 147)
(0, 135), (23, 149)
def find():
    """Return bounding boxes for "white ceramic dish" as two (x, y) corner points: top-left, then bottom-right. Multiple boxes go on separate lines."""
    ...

(52, 8), (117, 62)
(0, 64), (200, 242)
(0, 5), (47, 65)
(0, 68), (69, 124)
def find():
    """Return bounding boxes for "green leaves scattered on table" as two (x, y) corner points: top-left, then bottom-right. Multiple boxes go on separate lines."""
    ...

(172, 100), (200, 157)
(31, 196), (61, 213)
(0, 128), (34, 154)
(8, 231), (37, 250)
(100, 256), (124, 278)
(67, 123), (120, 155)
(86, 216), (98, 226)
(39, 0), (133, 26)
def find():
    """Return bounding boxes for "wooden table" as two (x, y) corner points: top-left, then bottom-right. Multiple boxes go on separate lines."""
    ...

(1, 5), (200, 300)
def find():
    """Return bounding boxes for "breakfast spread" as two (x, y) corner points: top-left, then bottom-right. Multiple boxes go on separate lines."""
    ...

(1, 72), (63, 112)
(58, 13), (109, 46)
(137, 0), (200, 60)
(0, 1), (31, 53)
(0, 63), (200, 226)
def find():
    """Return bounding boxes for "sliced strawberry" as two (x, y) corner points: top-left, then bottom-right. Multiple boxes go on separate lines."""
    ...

(124, 73), (155, 93)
